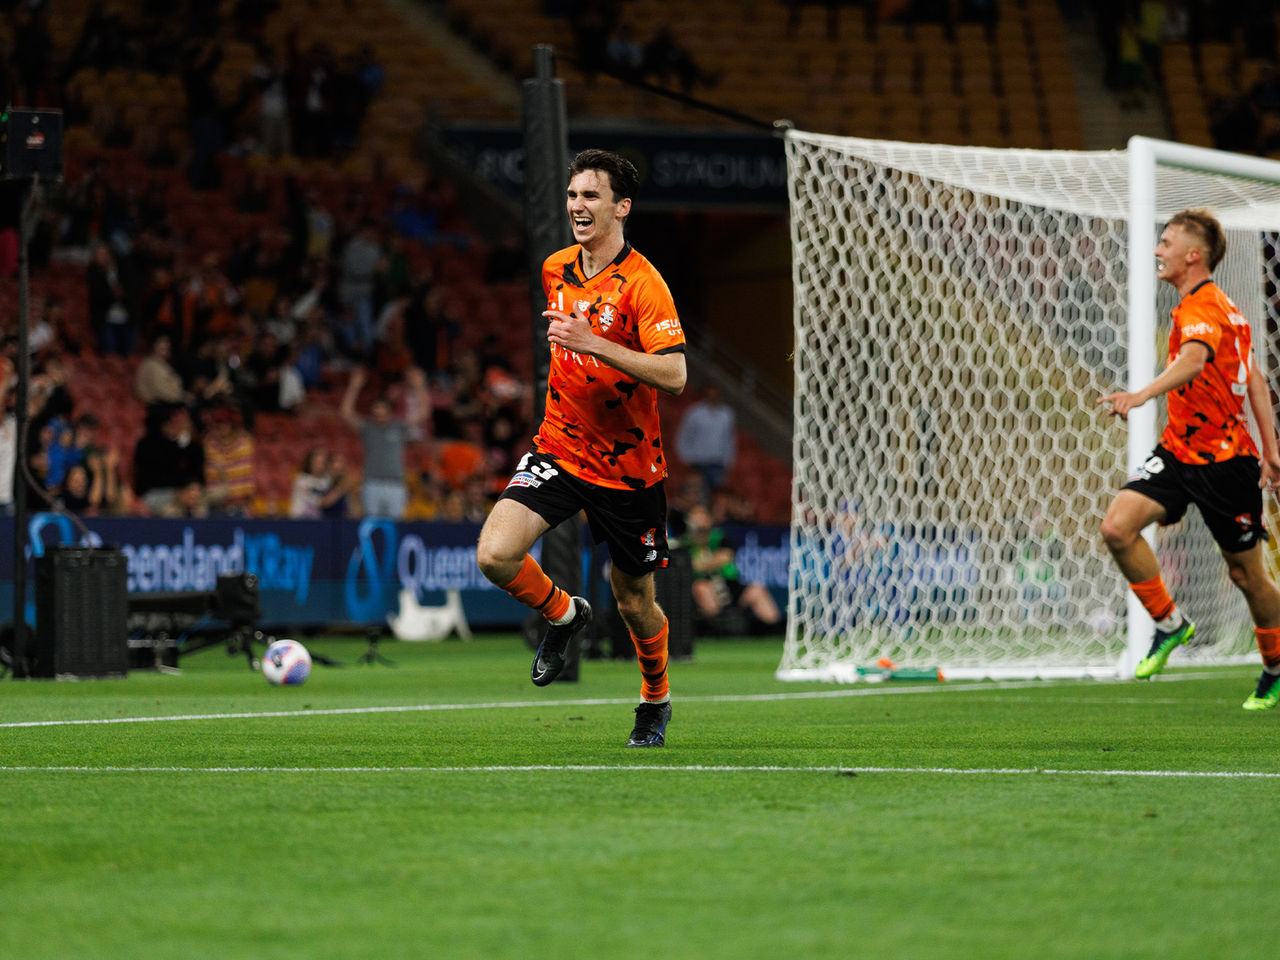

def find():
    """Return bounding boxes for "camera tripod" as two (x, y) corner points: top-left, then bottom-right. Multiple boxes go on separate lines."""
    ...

(355, 627), (395, 667)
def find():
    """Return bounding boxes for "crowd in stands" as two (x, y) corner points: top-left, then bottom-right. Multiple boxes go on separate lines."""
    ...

(0, 0), (789, 531)
(550, 0), (720, 93)
(1087, 0), (1280, 152)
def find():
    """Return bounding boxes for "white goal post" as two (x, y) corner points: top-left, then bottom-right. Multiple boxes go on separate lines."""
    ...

(781, 131), (1280, 682)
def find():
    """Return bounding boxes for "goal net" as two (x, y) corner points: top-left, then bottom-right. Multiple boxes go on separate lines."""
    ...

(781, 131), (1280, 681)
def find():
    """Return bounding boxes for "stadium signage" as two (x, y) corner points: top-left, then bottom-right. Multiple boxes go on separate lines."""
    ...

(3, 515), (789, 627)
(439, 125), (788, 209)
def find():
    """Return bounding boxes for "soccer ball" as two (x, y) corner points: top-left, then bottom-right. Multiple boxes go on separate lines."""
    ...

(261, 638), (312, 686)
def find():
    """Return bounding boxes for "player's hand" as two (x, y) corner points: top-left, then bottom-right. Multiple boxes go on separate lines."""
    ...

(543, 305), (596, 355)
(1097, 391), (1144, 420)
(1261, 454), (1280, 494)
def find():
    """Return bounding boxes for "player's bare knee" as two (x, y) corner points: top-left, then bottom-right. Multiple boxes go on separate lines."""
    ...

(1227, 562), (1258, 594)
(615, 591), (660, 630)
(475, 539), (513, 585)
(1100, 517), (1136, 553)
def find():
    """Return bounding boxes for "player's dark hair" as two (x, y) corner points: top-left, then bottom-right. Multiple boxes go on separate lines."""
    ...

(568, 149), (639, 203)
(1168, 208), (1227, 272)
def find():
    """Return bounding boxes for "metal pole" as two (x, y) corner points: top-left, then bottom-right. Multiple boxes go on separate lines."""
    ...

(11, 176), (35, 655)
(521, 46), (583, 680)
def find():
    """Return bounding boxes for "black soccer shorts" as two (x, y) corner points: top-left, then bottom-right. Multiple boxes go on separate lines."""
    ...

(1123, 445), (1267, 553)
(498, 449), (670, 576)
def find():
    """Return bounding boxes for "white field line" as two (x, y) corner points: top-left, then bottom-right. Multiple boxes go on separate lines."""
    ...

(1, 764), (1278, 779)
(0, 670), (1237, 729)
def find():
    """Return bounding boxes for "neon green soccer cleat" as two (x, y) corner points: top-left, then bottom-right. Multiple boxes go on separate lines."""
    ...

(1134, 619), (1196, 679)
(1243, 672), (1280, 711)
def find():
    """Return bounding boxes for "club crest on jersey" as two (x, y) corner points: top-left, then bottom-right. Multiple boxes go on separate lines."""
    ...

(599, 303), (617, 331)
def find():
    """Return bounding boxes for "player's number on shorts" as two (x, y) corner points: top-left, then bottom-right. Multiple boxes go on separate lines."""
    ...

(517, 453), (559, 481)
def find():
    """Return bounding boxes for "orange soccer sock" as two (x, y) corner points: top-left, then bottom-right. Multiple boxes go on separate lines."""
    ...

(631, 618), (670, 702)
(501, 554), (573, 622)
(1255, 626), (1280, 671)
(1129, 575), (1176, 624)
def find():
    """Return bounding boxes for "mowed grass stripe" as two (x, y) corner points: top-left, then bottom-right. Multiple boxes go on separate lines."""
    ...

(5, 764), (1280, 778)
(0, 669), (1234, 728)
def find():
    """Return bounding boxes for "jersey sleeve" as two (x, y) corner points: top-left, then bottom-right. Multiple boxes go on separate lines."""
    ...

(631, 270), (686, 354)
(1174, 300), (1223, 360)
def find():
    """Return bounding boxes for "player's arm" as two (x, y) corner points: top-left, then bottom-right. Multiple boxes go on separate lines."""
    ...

(543, 305), (687, 395)
(1246, 363), (1280, 488)
(1097, 341), (1210, 420)
(339, 366), (366, 430)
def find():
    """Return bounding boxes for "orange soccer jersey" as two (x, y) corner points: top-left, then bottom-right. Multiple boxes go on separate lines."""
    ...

(1161, 280), (1258, 464)
(536, 242), (686, 490)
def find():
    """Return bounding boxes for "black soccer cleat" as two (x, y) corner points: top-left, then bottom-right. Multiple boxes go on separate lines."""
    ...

(530, 597), (592, 687)
(626, 700), (671, 747)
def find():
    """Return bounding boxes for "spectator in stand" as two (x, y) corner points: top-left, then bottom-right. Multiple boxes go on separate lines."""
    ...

(605, 22), (646, 80)
(433, 346), (485, 439)
(675, 382), (736, 498)
(88, 243), (135, 356)
(304, 190), (336, 260)
(251, 43), (292, 158)
(642, 23), (717, 93)
(244, 330), (302, 414)
(187, 253), (242, 344)
(291, 309), (332, 390)
(323, 452), (355, 518)
(202, 401), (255, 516)
(58, 443), (120, 515)
(459, 475), (495, 523)
(182, 38), (229, 189)
(681, 501), (781, 634)
(135, 334), (189, 408)
(403, 282), (454, 379)
(24, 296), (55, 361)
(293, 41), (335, 158)
(133, 403), (205, 513)
(289, 446), (354, 519)
(1116, 12), (1148, 110)
(372, 299), (415, 383)
(709, 484), (758, 525)
(41, 298), (79, 358)
(184, 334), (253, 424)
(337, 221), (383, 358)
(160, 479), (210, 518)
(666, 473), (707, 540)
(436, 419), (488, 492)
(340, 365), (430, 519)
(46, 413), (102, 494)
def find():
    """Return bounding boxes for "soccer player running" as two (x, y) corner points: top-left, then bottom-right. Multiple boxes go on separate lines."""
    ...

(476, 150), (687, 745)
(1098, 208), (1280, 708)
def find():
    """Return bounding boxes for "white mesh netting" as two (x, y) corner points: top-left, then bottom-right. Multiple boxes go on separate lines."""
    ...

(780, 131), (1280, 681)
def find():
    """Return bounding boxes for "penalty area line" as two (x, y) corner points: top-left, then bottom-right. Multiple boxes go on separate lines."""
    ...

(0, 764), (1278, 779)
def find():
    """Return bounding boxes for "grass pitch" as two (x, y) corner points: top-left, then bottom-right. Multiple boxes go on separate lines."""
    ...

(3, 634), (1277, 960)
